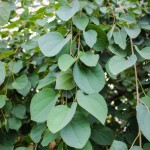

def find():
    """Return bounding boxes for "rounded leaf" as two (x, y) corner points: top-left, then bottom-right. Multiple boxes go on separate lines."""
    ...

(38, 32), (71, 57)
(58, 54), (75, 71)
(83, 30), (97, 48)
(56, 69), (76, 90)
(73, 63), (105, 94)
(12, 75), (28, 90)
(60, 113), (91, 149)
(80, 51), (99, 67)
(47, 102), (77, 133)
(30, 88), (58, 122)
(108, 55), (137, 75)
(77, 90), (108, 124)
(0, 61), (5, 85)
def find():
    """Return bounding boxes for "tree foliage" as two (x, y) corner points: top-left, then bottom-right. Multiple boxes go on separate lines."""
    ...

(0, 0), (150, 149)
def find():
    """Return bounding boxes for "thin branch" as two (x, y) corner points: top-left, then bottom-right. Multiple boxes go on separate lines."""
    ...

(130, 37), (142, 147)
(129, 132), (140, 150)
(70, 18), (73, 56)
(77, 31), (80, 52)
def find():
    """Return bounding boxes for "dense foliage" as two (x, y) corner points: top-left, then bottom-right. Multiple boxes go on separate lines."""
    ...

(0, 0), (150, 150)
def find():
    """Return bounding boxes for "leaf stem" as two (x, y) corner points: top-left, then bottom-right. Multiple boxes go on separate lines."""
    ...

(70, 18), (73, 56)
(130, 37), (142, 147)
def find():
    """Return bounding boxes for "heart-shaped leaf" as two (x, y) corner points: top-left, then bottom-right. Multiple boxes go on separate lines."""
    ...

(73, 63), (105, 94)
(136, 103), (150, 142)
(134, 45), (150, 60)
(83, 30), (97, 48)
(8, 60), (23, 74)
(108, 55), (137, 75)
(47, 102), (77, 133)
(80, 51), (99, 67)
(73, 14), (89, 30)
(30, 124), (46, 143)
(30, 88), (58, 122)
(113, 28), (127, 49)
(12, 75), (28, 90)
(58, 54), (76, 71)
(56, 69), (76, 90)
(38, 32), (71, 57)
(60, 113), (91, 149)
(36, 18), (48, 26)
(56, 0), (79, 21)
(77, 90), (108, 124)
(124, 25), (141, 39)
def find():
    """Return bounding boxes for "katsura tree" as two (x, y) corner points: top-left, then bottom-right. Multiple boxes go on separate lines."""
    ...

(0, 0), (150, 150)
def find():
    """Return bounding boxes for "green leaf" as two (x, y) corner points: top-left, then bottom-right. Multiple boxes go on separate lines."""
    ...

(107, 24), (115, 41)
(130, 146), (143, 150)
(0, 61), (5, 85)
(36, 74), (56, 90)
(136, 103), (150, 141)
(47, 102), (77, 133)
(56, 69), (76, 90)
(60, 113), (91, 149)
(11, 104), (26, 119)
(41, 129), (59, 146)
(8, 116), (22, 131)
(134, 45), (150, 60)
(58, 54), (76, 71)
(80, 51), (99, 67)
(57, 142), (63, 150)
(113, 28), (127, 49)
(0, 95), (7, 108)
(12, 75), (28, 90)
(83, 30), (97, 48)
(30, 124), (46, 143)
(89, 16), (99, 25)
(29, 74), (39, 88)
(38, 64), (48, 73)
(38, 32), (71, 57)
(106, 60), (117, 79)
(0, 50), (14, 59)
(8, 60), (23, 74)
(15, 147), (32, 150)
(118, 14), (136, 24)
(17, 81), (31, 96)
(108, 44), (127, 57)
(73, 63), (105, 94)
(77, 90), (108, 124)
(87, 24), (108, 51)
(124, 25), (141, 39)
(0, 2), (11, 26)
(78, 141), (92, 150)
(21, 40), (38, 51)
(91, 124), (114, 145)
(95, 0), (104, 5)
(108, 55), (137, 75)
(56, 0), (79, 21)
(144, 143), (150, 150)
(139, 24), (150, 30)
(110, 140), (128, 150)
(0, 145), (14, 150)
(30, 88), (58, 122)
(36, 18), (48, 26)
(73, 14), (89, 30)
(141, 96), (150, 108)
